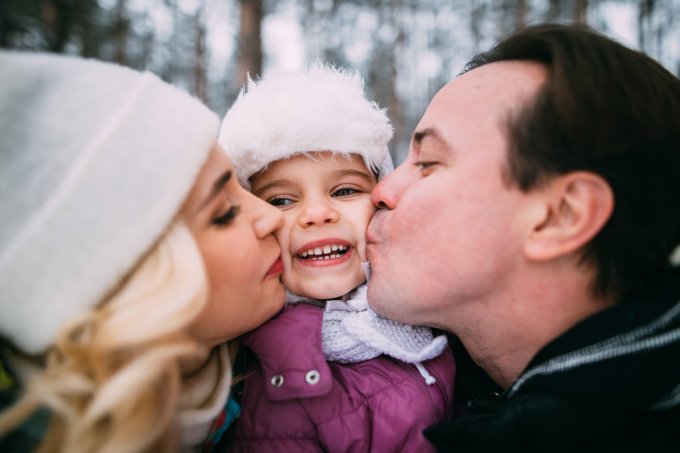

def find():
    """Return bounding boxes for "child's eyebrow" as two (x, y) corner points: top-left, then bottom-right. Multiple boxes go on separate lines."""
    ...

(333, 169), (376, 183)
(253, 169), (375, 197)
(252, 178), (294, 197)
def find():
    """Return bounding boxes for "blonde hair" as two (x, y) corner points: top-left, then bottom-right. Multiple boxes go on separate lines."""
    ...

(0, 221), (208, 453)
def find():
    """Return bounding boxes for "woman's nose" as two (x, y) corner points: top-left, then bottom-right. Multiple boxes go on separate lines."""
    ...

(253, 197), (284, 239)
(298, 200), (339, 227)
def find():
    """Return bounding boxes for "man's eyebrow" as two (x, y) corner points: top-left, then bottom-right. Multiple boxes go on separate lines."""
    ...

(200, 169), (232, 210)
(412, 127), (439, 146)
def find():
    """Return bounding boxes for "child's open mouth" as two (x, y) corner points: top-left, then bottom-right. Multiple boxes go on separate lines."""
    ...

(297, 244), (349, 261)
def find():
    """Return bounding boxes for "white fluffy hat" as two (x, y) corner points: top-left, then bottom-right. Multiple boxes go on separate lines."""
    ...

(218, 64), (393, 188)
(0, 51), (219, 354)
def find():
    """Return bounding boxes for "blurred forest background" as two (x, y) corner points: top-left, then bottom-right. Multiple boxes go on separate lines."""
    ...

(1, 0), (678, 162)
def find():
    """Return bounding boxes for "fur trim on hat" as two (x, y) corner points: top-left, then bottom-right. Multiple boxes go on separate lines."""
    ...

(0, 51), (219, 354)
(218, 64), (393, 188)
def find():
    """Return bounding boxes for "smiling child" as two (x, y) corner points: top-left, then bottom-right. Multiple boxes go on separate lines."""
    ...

(217, 65), (456, 452)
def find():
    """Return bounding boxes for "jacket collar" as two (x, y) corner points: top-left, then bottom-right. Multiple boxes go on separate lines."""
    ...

(242, 304), (332, 401)
(509, 268), (680, 410)
(425, 271), (680, 452)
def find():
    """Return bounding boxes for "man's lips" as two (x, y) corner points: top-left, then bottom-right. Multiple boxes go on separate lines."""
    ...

(366, 227), (377, 245)
(265, 256), (284, 278)
(366, 213), (383, 245)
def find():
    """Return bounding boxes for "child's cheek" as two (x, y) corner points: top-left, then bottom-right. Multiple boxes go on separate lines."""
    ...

(271, 229), (291, 270)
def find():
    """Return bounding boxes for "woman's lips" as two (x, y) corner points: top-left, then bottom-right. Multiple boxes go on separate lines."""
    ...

(266, 256), (284, 278)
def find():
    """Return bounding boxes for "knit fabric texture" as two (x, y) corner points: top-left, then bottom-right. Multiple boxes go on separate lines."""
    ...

(0, 51), (219, 353)
(287, 284), (448, 366)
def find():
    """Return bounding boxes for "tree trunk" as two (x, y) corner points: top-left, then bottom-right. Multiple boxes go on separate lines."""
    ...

(387, 0), (405, 160)
(546, 0), (560, 22)
(114, 0), (128, 65)
(0, 1), (15, 47)
(237, 0), (263, 87)
(43, 0), (72, 52)
(573, 0), (588, 24)
(638, 0), (655, 50)
(515, 0), (528, 30)
(469, 0), (485, 51)
(194, 3), (207, 102)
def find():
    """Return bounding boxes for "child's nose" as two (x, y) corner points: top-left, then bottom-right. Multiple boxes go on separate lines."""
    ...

(299, 201), (339, 227)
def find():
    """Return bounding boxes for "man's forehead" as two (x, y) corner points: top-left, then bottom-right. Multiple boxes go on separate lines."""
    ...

(418, 61), (547, 130)
(444, 61), (545, 103)
(410, 61), (547, 160)
(467, 59), (546, 82)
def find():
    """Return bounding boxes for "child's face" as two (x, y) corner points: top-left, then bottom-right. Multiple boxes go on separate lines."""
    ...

(251, 152), (377, 299)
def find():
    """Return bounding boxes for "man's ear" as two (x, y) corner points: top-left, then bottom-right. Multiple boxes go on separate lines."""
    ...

(524, 172), (614, 261)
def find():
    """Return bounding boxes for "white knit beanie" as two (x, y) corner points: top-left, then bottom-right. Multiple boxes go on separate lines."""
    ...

(0, 51), (219, 354)
(218, 64), (393, 188)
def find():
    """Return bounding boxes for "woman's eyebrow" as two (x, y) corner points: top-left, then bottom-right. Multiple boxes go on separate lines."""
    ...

(200, 169), (232, 210)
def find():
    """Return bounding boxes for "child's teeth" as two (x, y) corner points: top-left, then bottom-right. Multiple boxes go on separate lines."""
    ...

(300, 244), (350, 259)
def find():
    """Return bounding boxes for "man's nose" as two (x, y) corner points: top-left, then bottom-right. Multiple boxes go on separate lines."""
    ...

(299, 200), (340, 227)
(371, 163), (411, 210)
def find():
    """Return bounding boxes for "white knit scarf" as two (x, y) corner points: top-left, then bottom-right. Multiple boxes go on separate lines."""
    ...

(286, 282), (447, 385)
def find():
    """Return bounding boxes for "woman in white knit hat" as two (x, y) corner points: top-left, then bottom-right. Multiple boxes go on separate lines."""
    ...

(217, 65), (456, 452)
(0, 51), (285, 452)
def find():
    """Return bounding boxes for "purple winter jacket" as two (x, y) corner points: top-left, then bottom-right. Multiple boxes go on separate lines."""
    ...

(226, 303), (456, 452)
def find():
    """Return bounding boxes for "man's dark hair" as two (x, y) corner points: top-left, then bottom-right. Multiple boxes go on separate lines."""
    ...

(465, 24), (680, 301)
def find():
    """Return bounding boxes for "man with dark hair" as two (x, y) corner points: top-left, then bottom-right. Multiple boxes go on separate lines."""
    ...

(367, 24), (680, 452)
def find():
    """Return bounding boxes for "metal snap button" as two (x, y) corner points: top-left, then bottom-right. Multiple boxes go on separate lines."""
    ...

(270, 374), (284, 387)
(305, 370), (320, 385)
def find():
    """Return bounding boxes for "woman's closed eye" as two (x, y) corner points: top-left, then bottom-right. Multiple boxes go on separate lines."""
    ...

(212, 205), (241, 226)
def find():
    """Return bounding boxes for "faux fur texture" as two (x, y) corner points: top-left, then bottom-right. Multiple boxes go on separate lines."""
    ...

(218, 64), (394, 188)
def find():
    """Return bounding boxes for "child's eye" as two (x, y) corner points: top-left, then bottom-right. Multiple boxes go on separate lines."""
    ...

(332, 187), (359, 197)
(269, 196), (295, 207)
(212, 205), (241, 227)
